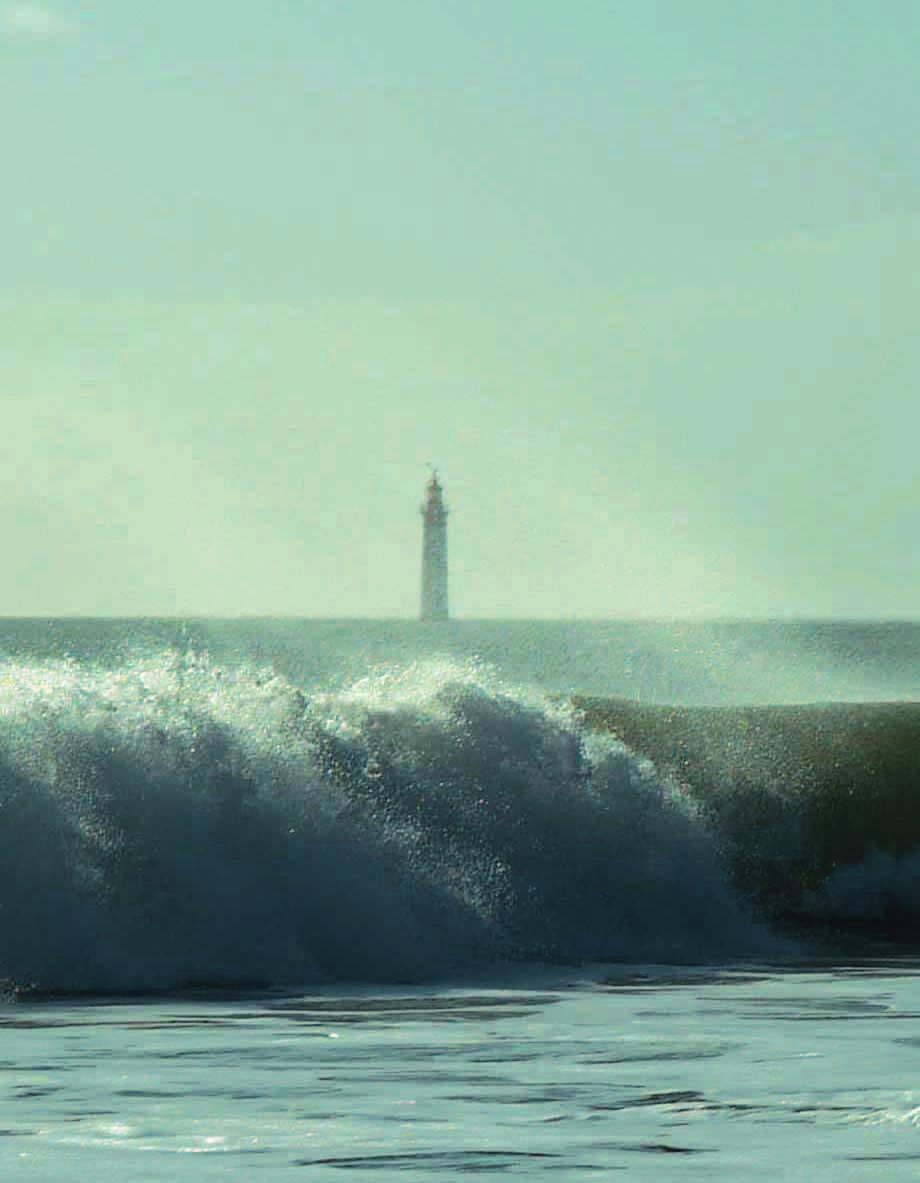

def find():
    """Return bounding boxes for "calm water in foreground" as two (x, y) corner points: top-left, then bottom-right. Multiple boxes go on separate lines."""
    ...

(4, 961), (920, 1181)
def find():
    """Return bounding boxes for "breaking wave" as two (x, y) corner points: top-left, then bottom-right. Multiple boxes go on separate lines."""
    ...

(0, 654), (766, 994)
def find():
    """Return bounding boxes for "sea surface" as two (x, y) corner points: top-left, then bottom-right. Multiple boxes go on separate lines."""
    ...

(1, 618), (919, 1178)
(7, 963), (920, 1181)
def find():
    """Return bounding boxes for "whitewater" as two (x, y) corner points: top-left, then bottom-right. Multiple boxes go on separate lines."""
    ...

(2, 619), (920, 1178)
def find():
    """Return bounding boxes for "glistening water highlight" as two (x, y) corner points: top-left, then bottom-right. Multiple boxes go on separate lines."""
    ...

(0, 654), (766, 994)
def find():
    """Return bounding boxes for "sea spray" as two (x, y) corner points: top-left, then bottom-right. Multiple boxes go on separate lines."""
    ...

(0, 652), (765, 994)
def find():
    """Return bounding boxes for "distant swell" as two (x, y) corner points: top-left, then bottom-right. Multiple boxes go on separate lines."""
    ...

(0, 655), (767, 994)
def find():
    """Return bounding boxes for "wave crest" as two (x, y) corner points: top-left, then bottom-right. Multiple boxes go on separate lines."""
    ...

(0, 653), (764, 993)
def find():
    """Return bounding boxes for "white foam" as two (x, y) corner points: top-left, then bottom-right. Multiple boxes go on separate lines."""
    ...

(0, 651), (768, 993)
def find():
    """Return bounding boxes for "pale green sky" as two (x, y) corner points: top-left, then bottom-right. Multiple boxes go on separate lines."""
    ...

(1, 1), (918, 616)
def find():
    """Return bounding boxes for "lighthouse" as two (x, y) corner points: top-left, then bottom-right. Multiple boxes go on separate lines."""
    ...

(420, 470), (449, 621)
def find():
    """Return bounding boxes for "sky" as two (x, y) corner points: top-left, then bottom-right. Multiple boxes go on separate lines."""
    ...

(1, 0), (918, 617)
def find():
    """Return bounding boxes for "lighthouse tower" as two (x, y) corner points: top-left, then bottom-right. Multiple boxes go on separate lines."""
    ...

(420, 470), (449, 621)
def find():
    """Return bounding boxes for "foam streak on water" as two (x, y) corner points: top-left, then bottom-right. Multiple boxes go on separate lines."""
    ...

(0, 652), (766, 994)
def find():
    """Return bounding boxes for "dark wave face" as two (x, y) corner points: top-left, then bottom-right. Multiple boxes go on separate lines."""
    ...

(0, 655), (769, 994)
(578, 698), (920, 940)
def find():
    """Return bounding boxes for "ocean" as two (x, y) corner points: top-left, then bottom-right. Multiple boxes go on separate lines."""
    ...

(2, 618), (920, 1178)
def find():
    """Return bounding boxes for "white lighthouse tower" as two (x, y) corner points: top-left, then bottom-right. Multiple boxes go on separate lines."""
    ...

(420, 469), (449, 621)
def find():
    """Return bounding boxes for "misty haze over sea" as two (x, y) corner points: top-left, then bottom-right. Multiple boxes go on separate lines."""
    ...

(5, 616), (919, 706)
